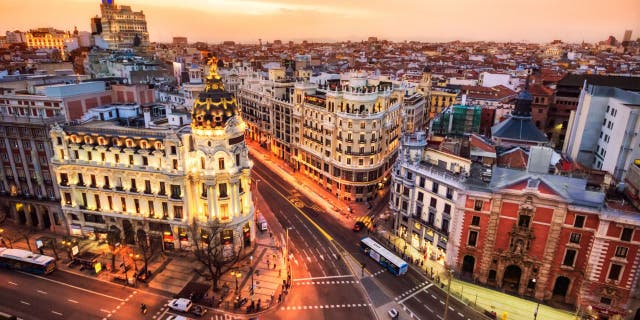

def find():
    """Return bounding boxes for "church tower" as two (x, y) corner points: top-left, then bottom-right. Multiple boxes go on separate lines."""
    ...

(185, 57), (254, 255)
(418, 65), (432, 95)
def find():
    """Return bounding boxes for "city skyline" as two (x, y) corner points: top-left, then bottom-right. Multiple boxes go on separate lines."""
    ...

(0, 0), (638, 44)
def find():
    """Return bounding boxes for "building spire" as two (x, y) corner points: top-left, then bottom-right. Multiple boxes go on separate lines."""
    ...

(512, 72), (533, 117)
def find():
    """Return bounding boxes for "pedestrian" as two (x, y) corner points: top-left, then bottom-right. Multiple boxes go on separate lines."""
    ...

(271, 294), (274, 304)
(278, 293), (282, 302)
(269, 231), (273, 238)
(257, 299), (261, 311)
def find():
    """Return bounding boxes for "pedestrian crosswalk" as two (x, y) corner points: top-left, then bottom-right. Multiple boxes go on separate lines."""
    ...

(355, 215), (375, 230)
(293, 280), (359, 286)
(281, 303), (372, 311)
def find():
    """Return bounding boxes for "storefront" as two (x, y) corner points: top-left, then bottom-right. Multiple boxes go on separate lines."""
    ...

(221, 229), (234, 261)
(243, 223), (251, 248)
(70, 223), (82, 237)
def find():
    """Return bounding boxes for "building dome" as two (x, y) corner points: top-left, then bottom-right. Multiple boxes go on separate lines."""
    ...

(191, 57), (239, 130)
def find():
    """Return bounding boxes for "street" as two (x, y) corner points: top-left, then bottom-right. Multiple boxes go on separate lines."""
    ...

(251, 158), (482, 320)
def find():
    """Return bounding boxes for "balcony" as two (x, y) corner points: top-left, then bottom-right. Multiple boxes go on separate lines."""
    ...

(170, 194), (181, 200)
(115, 186), (124, 192)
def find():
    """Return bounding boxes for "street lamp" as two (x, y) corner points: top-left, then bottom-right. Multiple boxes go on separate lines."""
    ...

(230, 269), (242, 293)
(443, 268), (453, 320)
(0, 228), (10, 248)
(61, 240), (72, 260)
(250, 255), (254, 298)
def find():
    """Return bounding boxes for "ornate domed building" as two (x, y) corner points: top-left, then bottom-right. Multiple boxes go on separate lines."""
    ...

(184, 57), (255, 255)
(49, 57), (254, 254)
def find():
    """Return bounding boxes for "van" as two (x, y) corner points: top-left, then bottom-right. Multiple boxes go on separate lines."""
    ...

(168, 298), (192, 312)
(257, 216), (268, 232)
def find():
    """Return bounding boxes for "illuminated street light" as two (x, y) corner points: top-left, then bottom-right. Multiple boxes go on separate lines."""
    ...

(231, 269), (242, 292)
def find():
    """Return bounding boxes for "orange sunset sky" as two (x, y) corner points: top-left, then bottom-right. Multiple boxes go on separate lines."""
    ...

(1, 0), (639, 44)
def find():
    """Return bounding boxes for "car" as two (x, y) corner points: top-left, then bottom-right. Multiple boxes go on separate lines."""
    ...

(190, 305), (207, 317)
(166, 316), (190, 320)
(168, 298), (193, 312)
(353, 221), (365, 232)
(388, 308), (399, 319)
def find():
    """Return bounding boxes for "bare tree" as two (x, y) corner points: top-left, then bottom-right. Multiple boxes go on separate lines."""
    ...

(191, 220), (249, 292)
(136, 229), (153, 277)
(17, 227), (34, 252)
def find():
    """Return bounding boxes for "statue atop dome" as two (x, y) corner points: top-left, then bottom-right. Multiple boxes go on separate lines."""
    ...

(191, 56), (239, 130)
(207, 56), (220, 80)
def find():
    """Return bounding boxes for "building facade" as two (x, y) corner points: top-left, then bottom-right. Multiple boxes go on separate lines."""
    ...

(49, 59), (255, 252)
(564, 85), (640, 181)
(25, 28), (71, 59)
(238, 71), (404, 202)
(390, 132), (470, 268)
(99, 0), (150, 49)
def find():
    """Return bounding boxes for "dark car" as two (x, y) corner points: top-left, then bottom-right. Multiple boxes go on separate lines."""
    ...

(353, 221), (365, 232)
(190, 305), (207, 317)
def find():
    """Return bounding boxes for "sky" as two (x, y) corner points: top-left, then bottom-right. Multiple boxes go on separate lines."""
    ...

(1, 0), (639, 44)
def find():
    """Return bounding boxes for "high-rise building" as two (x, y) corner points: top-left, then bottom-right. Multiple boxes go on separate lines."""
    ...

(623, 30), (633, 43)
(49, 58), (255, 250)
(97, 0), (149, 49)
(563, 85), (640, 180)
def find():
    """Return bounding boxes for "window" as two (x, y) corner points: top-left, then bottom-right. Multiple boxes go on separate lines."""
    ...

(417, 192), (424, 203)
(142, 156), (148, 166)
(129, 155), (134, 165)
(101, 153), (106, 162)
(219, 183), (228, 198)
(419, 177), (425, 188)
(471, 216), (480, 226)
(170, 184), (181, 198)
(60, 173), (69, 185)
(90, 174), (97, 188)
(159, 182), (166, 195)
(608, 264), (622, 281)
(174, 206), (183, 219)
(121, 197), (127, 211)
(134, 199), (140, 213)
(173, 159), (178, 170)
(107, 196), (113, 210)
(474, 200), (483, 211)
(621, 228), (633, 242)
(130, 178), (137, 192)
(518, 215), (531, 228)
(562, 249), (577, 267)
(148, 200), (155, 216)
(87, 152), (92, 161)
(94, 194), (101, 208)
(170, 146), (177, 155)
(468, 230), (478, 246)
(600, 297), (612, 305)
(63, 192), (72, 205)
(441, 219), (449, 234)
(430, 198), (437, 208)
(162, 202), (168, 216)
(432, 182), (439, 193)
(615, 246), (628, 258)
(574, 215), (585, 228)
(114, 154), (119, 164)
(569, 233), (581, 244)
(144, 180), (151, 193)
(444, 204), (451, 215)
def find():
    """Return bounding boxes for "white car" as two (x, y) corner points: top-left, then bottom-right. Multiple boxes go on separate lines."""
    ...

(168, 298), (193, 312)
(166, 316), (189, 320)
(388, 308), (399, 319)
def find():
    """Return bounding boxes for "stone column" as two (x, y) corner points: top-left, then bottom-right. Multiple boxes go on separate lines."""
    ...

(3, 137), (20, 188)
(212, 184), (218, 218)
(207, 185), (214, 219)
(231, 181), (238, 217)
(34, 205), (44, 230)
(24, 204), (33, 227)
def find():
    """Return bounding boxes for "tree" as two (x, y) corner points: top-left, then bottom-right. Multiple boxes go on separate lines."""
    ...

(136, 229), (153, 276)
(191, 220), (249, 292)
(17, 227), (34, 252)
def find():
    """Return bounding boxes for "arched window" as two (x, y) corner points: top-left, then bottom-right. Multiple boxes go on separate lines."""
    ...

(201, 157), (206, 169)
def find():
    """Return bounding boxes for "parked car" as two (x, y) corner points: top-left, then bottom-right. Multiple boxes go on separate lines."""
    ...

(168, 298), (193, 312)
(190, 305), (207, 317)
(353, 221), (365, 232)
(388, 308), (399, 319)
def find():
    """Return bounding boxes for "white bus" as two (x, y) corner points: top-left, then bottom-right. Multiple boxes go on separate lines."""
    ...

(0, 248), (56, 275)
(359, 237), (408, 276)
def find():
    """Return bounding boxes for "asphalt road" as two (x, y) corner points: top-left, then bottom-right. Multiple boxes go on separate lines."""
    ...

(0, 267), (173, 320)
(251, 157), (482, 320)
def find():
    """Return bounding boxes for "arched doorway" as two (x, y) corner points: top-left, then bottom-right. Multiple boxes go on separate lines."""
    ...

(18, 209), (26, 225)
(108, 225), (122, 246)
(553, 276), (571, 297)
(503, 265), (522, 292)
(42, 208), (51, 229)
(462, 255), (475, 275)
(28, 205), (38, 228)
(122, 220), (135, 245)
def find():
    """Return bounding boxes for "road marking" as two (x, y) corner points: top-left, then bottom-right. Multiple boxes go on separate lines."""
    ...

(19, 272), (126, 302)
(319, 255), (325, 261)
(8, 281), (17, 286)
(67, 299), (79, 304)
(20, 300), (30, 305)
(100, 309), (111, 313)
(37, 290), (48, 294)
(294, 275), (354, 281)
(398, 284), (433, 304)
(51, 311), (63, 316)
(424, 305), (433, 313)
(458, 312), (464, 317)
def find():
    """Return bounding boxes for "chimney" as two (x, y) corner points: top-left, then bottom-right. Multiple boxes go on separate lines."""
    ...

(143, 106), (151, 128)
